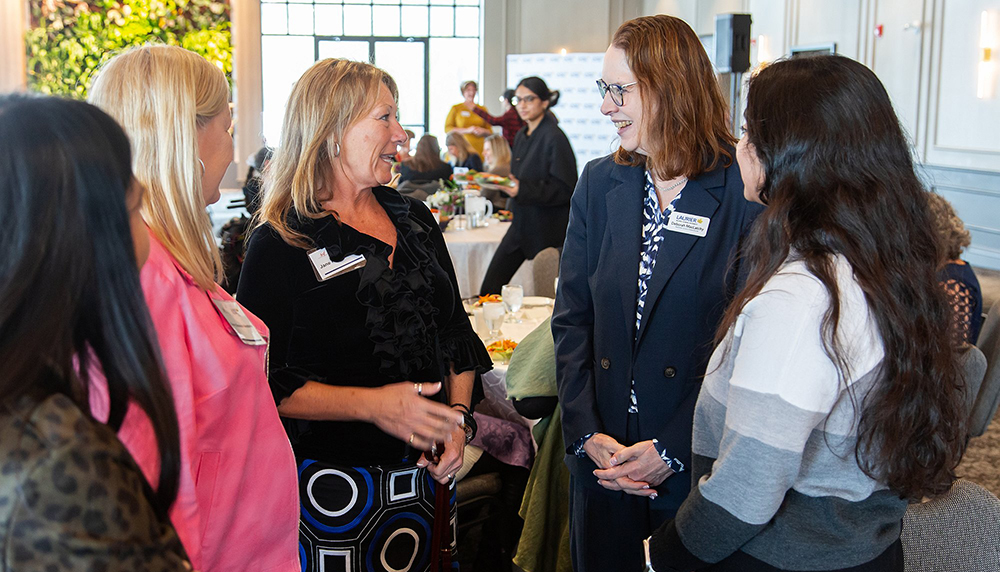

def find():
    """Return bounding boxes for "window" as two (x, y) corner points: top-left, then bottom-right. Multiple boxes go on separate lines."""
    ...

(260, 0), (482, 145)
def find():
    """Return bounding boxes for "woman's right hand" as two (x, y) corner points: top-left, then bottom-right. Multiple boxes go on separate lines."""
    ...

(369, 381), (464, 451)
(582, 432), (624, 469)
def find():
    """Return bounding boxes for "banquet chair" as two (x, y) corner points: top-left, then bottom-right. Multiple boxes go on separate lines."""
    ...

(957, 344), (988, 427)
(532, 247), (560, 299)
(971, 299), (1000, 436)
(901, 479), (1000, 572)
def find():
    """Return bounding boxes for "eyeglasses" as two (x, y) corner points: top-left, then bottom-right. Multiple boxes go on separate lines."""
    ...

(596, 79), (638, 106)
(510, 94), (538, 106)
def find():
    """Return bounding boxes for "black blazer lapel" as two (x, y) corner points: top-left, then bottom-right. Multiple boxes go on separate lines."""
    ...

(605, 165), (645, 341)
(634, 171), (724, 347)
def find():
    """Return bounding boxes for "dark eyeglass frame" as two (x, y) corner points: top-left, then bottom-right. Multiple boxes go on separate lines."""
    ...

(596, 79), (638, 106)
(510, 94), (539, 106)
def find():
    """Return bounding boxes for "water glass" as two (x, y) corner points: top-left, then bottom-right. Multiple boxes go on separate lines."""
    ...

(482, 301), (505, 342)
(501, 284), (524, 322)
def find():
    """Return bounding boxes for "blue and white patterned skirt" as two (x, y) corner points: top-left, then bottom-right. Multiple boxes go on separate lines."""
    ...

(296, 459), (457, 572)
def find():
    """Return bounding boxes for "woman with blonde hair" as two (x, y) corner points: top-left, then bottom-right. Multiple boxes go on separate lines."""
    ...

(88, 44), (299, 572)
(483, 133), (512, 176)
(552, 15), (761, 571)
(237, 58), (491, 572)
(446, 130), (484, 171)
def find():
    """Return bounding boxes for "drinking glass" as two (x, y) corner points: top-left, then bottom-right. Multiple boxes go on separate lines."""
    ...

(482, 301), (505, 342)
(501, 284), (524, 323)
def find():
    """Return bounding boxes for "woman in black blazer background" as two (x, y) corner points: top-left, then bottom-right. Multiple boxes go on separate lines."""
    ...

(551, 15), (763, 572)
(479, 76), (577, 295)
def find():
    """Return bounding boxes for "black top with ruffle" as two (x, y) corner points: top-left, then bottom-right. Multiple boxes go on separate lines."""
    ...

(237, 186), (492, 465)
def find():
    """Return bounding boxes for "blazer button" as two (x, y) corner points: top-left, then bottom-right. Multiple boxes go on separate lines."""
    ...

(601, 358), (611, 370)
(663, 366), (677, 378)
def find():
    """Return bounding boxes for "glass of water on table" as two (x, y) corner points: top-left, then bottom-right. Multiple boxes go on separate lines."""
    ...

(501, 283), (523, 323)
(482, 301), (505, 342)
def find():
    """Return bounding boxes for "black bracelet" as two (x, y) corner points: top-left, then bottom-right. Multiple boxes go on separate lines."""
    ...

(450, 403), (472, 415)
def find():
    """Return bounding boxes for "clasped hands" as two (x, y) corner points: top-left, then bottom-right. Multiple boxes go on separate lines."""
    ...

(371, 381), (466, 484)
(584, 433), (675, 500)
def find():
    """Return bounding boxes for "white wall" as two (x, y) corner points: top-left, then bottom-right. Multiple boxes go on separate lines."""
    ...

(0, 0), (26, 93)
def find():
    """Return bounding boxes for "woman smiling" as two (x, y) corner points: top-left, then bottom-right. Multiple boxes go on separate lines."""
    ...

(238, 59), (492, 572)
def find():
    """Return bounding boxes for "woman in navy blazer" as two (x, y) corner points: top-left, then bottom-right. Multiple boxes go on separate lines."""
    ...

(551, 16), (763, 572)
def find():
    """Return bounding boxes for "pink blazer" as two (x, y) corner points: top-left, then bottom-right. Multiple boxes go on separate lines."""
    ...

(92, 231), (299, 572)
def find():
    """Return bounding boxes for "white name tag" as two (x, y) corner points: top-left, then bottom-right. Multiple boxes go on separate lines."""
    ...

(307, 248), (367, 282)
(212, 299), (266, 345)
(666, 211), (711, 237)
(460, 110), (471, 117)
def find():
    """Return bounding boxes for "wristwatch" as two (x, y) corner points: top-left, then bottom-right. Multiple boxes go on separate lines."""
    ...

(452, 404), (477, 444)
(459, 410), (477, 444)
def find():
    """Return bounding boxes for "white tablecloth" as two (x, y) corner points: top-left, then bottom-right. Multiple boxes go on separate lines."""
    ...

(443, 221), (534, 298)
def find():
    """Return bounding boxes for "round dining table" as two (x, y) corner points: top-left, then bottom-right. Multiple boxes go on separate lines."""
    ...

(443, 219), (535, 298)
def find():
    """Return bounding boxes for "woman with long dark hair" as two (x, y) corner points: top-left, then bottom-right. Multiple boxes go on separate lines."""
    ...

(646, 55), (968, 572)
(398, 134), (453, 184)
(0, 95), (189, 570)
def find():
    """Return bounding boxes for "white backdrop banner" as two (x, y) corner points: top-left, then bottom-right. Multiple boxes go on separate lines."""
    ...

(506, 53), (618, 175)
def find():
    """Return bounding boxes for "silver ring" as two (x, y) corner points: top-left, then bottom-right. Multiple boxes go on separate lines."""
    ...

(408, 433), (415, 445)
(416, 382), (423, 396)
(447, 474), (454, 480)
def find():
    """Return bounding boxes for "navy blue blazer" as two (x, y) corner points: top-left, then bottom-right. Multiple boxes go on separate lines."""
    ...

(552, 154), (762, 510)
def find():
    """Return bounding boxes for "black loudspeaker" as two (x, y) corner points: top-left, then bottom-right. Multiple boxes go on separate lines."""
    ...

(715, 13), (752, 73)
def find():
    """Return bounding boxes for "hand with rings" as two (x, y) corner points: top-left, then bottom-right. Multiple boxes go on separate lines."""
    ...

(370, 381), (463, 453)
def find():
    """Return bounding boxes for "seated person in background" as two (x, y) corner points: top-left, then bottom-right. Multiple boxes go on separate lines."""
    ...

(447, 131), (484, 171)
(0, 95), (189, 571)
(473, 89), (525, 148)
(482, 133), (513, 210)
(926, 191), (983, 344)
(243, 145), (272, 214)
(646, 55), (969, 572)
(484, 133), (512, 177)
(399, 134), (453, 183)
(395, 128), (416, 162)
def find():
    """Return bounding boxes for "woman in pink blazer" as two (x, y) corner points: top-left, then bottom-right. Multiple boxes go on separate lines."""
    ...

(88, 45), (300, 572)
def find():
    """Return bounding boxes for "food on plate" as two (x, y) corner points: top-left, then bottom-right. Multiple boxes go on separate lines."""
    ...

(473, 172), (513, 187)
(475, 294), (502, 306)
(486, 338), (518, 362)
(493, 210), (512, 222)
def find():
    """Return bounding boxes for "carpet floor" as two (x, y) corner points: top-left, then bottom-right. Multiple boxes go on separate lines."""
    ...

(957, 412), (1000, 497)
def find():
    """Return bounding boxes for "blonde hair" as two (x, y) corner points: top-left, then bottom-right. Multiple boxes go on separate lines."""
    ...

(89, 44), (228, 291)
(445, 131), (475, 164)
(258, 58), (398, 249)
(484, 134), (511, 171)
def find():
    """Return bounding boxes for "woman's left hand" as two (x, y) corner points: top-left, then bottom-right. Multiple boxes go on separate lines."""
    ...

(417, 423), (467, 484)
(592, 440), (675, 497)
(505, 175), (519, 197)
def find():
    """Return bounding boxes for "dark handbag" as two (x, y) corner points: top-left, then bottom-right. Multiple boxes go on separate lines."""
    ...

(428, 441), (453, 572)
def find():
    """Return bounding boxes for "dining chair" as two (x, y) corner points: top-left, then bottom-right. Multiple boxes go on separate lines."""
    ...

(972, 299), (1000, 436)
(531, 247), (560, 299)
(901, 479), (1000, 572)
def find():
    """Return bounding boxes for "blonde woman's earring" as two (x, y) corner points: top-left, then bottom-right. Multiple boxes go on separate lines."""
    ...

(198, 158), (205, 175)
(334, 143), (341, 158)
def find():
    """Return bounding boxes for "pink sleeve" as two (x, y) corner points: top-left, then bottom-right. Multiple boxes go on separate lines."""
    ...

(139, 264), (205, 571)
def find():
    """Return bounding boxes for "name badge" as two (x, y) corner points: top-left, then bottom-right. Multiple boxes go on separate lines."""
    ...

(460, 110), (471, 117)
(212, 299), (266, 346)
(307, 248), (367, 282)
(666, 211), (711, 237)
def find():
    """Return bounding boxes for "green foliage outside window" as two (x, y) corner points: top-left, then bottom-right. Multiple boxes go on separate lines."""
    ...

(26, 0), (232, 99)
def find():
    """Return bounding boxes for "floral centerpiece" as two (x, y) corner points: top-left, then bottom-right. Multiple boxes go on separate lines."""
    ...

(426, 178), (464, 218)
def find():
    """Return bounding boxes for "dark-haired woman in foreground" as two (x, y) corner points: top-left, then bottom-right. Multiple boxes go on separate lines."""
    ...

(646, 55), (968, 572)
(0, 96), (189, 570)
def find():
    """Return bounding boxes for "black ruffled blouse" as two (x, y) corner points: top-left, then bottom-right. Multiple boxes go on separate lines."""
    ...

(237, 187), (492, 466)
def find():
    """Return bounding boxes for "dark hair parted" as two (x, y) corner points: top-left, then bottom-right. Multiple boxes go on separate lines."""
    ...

(517, 76), (560, 107)
(611, 15), (736, 180)
(0, 95), (181, 514)
(408, 134), (448, 173)
(721, 56), (966, 500)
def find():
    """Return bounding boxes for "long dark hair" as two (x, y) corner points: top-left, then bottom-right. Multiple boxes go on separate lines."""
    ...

(0, 95), (181, 514)
(722, 56), (966, 499)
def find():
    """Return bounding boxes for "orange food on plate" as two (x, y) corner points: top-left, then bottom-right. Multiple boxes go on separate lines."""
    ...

(476, 294), (502, 306)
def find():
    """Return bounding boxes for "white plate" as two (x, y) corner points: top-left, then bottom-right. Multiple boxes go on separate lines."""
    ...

(522, 296), (554, 307)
